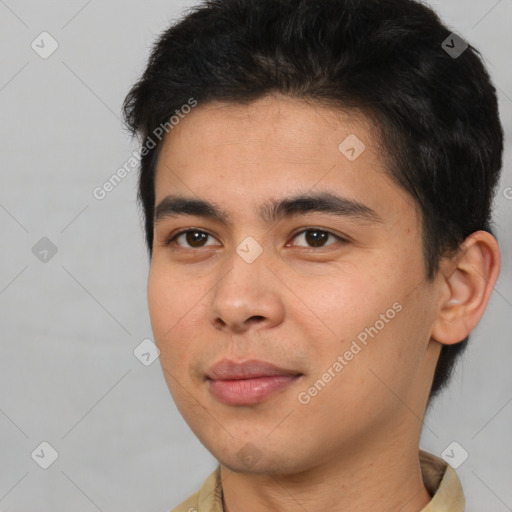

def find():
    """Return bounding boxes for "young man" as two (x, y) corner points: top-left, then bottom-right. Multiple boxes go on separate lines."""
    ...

(123, 0), (503, 510)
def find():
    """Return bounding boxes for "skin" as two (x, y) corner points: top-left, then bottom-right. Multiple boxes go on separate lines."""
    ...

(148, 94), (500, 512)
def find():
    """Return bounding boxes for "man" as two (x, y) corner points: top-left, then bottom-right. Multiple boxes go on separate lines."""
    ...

(122, 0), (503, 510)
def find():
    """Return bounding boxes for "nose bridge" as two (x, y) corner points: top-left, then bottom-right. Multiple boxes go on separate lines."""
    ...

(221, 232), (268, 290)
(215, 236), (267, 309)
(208, 236), (283, 331)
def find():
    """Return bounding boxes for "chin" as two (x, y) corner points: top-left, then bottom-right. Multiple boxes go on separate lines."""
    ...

(210, 443), (307, 476)
(219, 456), (288, 475)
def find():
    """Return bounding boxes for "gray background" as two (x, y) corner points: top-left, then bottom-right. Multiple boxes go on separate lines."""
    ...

(0, 0), (511, 510)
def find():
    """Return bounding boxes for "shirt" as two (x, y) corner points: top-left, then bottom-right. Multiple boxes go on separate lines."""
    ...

(170, 449), (465, 512)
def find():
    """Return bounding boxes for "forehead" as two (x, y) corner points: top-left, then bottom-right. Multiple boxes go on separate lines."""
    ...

(153, 95), (417, 228)
(157, 95), (376, 166)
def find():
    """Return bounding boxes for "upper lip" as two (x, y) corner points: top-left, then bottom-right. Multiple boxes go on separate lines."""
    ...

(206, 359), (302, 380)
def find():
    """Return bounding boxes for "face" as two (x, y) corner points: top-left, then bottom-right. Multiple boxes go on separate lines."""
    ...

(148, 95), (442, 474)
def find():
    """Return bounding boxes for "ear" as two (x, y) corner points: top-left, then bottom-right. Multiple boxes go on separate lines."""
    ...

(431, 230), (501, 345)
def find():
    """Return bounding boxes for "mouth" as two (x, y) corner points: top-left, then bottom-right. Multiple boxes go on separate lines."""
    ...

(205, 359), (303, 406)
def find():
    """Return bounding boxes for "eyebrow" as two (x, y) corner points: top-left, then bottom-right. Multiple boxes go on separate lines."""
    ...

(154, 191), (383, 226)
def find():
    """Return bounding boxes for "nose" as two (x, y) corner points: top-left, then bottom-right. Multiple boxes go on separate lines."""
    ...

(208, 246), (285, 334)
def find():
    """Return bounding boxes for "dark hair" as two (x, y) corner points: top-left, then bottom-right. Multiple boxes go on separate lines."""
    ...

(122, 0), (503, 403)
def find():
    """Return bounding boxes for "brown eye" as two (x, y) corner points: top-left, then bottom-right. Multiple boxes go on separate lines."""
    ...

(170, 230), (218, 248)
(291, 229), (342, 248)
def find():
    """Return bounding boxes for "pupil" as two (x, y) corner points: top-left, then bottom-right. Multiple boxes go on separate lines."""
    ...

(187, 231), (206, 247)
(306, 230), (327, 247)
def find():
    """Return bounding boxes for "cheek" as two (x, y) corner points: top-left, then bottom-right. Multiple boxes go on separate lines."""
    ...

(147, 260), (214, 381)
(147, 263), (196, 355)
(147, 265), (171, 339)
(292, 253), (427, 389)
(288, 261), (396, 344)
(147, 269), (194, 406)
(148, 259), (203, 332)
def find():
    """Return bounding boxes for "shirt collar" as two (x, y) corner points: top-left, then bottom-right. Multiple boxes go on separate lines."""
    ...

(190, 449), (465, 512)
(419, 449), (466, 511)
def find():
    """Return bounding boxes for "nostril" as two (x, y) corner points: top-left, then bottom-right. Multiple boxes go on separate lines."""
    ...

(248, 315), (265, 323)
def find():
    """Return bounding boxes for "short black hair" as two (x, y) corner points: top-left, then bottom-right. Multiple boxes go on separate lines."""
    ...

(122, 0), (503, 403)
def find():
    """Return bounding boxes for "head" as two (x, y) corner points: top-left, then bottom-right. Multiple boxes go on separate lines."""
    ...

(123, 0), (502, 472)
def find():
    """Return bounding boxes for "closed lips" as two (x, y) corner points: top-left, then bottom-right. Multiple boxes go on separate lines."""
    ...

(206, 359), (303, 380)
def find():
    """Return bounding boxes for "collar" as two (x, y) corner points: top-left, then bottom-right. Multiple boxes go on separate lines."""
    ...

(175, 449), (465, 512)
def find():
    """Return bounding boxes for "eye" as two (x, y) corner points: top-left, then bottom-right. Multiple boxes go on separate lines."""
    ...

(166, 227), (346, 250)
(168, 229), (219, 248)
(288, 228), (345, 248)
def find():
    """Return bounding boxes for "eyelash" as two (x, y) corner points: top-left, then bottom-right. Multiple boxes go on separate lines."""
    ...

(166, 227), (347, 249)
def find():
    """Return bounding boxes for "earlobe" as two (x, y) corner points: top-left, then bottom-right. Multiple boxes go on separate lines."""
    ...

(431, 230), (501, 345)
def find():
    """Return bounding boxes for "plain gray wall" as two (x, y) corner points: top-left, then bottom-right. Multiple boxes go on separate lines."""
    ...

(0, 1), (510, 510)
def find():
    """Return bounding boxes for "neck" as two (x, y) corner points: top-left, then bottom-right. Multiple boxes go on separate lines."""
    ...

(220, 424), (431, 512)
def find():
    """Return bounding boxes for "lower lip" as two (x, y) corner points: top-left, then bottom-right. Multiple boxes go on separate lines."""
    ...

(208, 375), (300, 405)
